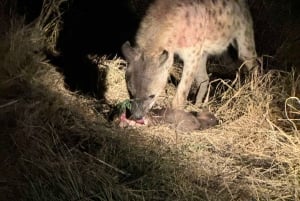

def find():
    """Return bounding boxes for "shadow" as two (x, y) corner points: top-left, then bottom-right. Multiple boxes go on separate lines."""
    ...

(49, 0), (139, 99)
(16, 0), (140, 99)
(49, 53), (106, 99)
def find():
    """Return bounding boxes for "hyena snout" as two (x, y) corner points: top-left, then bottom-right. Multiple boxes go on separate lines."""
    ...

(129, 96), (155, 120)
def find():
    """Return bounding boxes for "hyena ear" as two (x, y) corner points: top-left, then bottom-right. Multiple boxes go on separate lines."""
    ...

(121, 41), (141, 61)
(159, 50), (169, 66)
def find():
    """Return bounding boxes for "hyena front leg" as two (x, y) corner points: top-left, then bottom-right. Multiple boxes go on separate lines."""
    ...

(236, 24), (259, 71)
(194, 53), (209, 105)
(172, 51), (202, 109)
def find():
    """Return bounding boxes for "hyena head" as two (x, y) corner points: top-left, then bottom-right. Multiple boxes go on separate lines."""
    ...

(121, 41), (172, 120)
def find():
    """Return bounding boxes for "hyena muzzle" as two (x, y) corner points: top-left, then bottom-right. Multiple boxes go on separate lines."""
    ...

(122, 0), (258, 120)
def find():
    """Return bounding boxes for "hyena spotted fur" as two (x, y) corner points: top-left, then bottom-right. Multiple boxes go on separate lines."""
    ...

(122, 0), (258, 120)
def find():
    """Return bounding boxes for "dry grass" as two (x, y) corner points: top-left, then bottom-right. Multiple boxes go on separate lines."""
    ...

(92, 53), (300, 200)
(0, 0), (300, 201)
(89, 55), (129, 104)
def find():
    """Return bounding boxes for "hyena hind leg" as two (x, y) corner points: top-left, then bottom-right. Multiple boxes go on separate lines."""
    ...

(235, 28), (259, 72)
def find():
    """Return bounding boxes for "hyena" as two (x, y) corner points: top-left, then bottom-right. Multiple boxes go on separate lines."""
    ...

(122, 0), (258, 120)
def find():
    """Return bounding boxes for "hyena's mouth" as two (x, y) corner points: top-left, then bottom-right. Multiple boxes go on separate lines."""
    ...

(118, 95), (156, 128)
(117, 93), (157, 129)
(127, 95), (156, 120)
(119, 112), (146, 127)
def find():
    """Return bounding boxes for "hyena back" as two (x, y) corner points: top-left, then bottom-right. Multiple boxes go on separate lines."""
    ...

(122, 0), (258, 120)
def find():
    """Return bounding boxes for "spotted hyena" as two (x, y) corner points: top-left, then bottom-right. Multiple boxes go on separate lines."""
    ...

(122, 0), (258, 120)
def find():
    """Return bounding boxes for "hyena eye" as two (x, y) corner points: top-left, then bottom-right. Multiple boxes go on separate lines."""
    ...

(148, 95), (155, 99)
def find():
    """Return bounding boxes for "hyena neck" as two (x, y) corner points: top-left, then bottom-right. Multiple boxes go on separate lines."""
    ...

(136, 25), (172, 56)
(135, 1), (177, 55)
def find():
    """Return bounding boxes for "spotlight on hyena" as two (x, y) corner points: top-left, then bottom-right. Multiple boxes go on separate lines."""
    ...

(122, 0), (258, 120)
